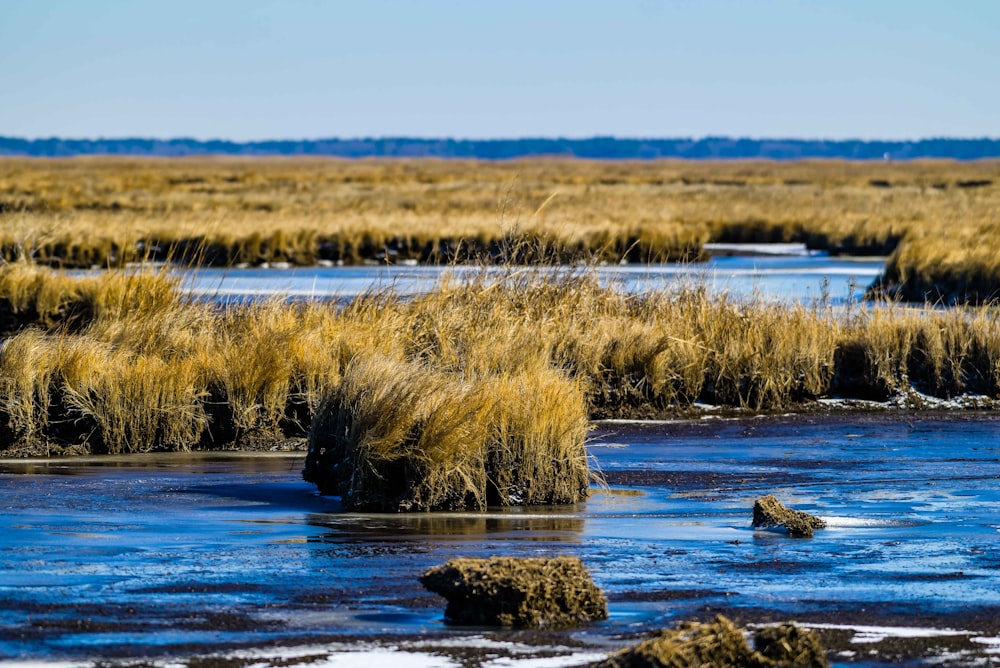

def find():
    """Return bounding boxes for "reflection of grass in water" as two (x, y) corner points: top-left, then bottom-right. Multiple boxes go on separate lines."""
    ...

(2, 262), (1000, 466)
(3, 157), (1000, 301)
(309, 512), (585, 537)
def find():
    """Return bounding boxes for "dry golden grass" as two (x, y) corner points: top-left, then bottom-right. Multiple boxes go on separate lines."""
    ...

(58, 338), (207, 454)
(2, 264), (1000, 483)
(304, 354), (493, 511)
(4, 157), (999, 302)
(0, 157), (1000, 301)
(4, 157), (998, 504)
(0, 157), (714, 266)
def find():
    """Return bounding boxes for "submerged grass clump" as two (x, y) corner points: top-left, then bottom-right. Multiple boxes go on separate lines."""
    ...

(752, 494), (827, 538)
(596, 615), (829, 668)
(420, 556), (608, 628)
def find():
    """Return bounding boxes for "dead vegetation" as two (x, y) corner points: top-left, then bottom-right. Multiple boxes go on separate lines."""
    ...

(3, 264), (1000, 464)
(3, 157), (1000, 301)
(595, 615), (829, 668)
(420, 556), (608, 627)
(302, 355), (591, 511)
(752, 495), (827, 538)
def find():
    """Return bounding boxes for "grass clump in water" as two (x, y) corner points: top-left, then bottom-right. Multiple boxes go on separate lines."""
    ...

(595, 615), (828, 668)
(752, 494), (826, 538)
(420, 556), (608, 628)
(302, 354), (590, 511)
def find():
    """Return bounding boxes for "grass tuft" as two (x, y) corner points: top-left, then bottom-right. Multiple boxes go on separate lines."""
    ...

(303, 354), (590, 511)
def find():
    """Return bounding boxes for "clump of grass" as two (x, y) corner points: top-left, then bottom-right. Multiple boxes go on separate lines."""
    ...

(479, 366), (591, 506)
(752, 494), (826, 538)
(0, 262), (182, 334)
(420, 557), (608, 628)
(833, 304), (1000, 399)
(875, 226), (1000, 304)
(596, 615), (829, 668)
(697, 297), (838, 409)
(58, 338), (207, 453)
(201, 302), (304, 441)
(303, 354), (590, 511)
(0, 329), (57, 448)
(303, 354), (493, 511)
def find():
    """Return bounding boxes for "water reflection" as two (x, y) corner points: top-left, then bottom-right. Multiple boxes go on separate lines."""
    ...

(0, 451), (306, 476)
(307, 507), (585, 541)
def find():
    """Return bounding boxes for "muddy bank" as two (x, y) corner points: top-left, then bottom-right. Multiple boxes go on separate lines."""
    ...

(6, 395), (999, 461)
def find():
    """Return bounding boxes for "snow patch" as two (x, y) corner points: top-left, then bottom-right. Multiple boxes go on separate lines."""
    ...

(802, 623), (971, 644)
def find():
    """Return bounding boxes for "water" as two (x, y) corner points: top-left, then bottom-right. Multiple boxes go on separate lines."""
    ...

(178, 245), (884, 304)
(3, 414), (1000, 666)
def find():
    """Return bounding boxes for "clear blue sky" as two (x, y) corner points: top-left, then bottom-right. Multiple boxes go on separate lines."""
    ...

(2, 0), (997, 141)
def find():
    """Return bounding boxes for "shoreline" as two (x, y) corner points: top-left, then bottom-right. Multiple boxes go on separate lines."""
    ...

(3, 404), (1000, 460)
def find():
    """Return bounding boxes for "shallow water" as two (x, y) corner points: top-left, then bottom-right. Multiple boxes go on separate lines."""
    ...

(3, 414), (1000, 666)
(178, 247), (884, 304)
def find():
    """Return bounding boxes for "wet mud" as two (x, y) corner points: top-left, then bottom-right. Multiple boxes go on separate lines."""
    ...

(3, 413), (1000, 666)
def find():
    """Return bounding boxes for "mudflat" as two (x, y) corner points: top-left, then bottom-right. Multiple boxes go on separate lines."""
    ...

(3, 412), (1000, 666)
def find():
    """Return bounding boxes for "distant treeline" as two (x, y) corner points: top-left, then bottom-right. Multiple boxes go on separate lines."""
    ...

(2, 135), (1000, 160)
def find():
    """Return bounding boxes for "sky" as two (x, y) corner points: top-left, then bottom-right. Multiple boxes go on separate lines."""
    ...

(1, 0), (997, 141)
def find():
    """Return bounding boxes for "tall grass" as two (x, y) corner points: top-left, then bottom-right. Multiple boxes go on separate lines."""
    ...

(4, 157), (1000, 301)
(303, 354), (590, 511)
(3, 264), (1000, 464)
(58, 340), (207, 454)
(304, 355), (492, 511)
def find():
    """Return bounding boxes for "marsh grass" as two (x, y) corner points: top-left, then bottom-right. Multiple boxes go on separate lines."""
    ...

(58, 339), (207, 454)
(304, 354), (493, 511)
(0, 262), (183, 334)
(5, 157), (1000, 301)
(3, 263), (1000, 471)
(302, 354), (590, 511)
(0, 329), (56, 446)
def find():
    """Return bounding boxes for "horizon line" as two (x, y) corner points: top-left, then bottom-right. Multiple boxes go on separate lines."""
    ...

(4, 134), (1000, 144)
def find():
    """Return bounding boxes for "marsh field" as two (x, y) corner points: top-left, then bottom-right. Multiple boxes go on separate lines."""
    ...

(2, 156), (1000, 301)
(3, 157), (1000, 666)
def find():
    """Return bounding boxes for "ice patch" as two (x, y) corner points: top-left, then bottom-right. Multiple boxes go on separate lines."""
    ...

(0, 663), (89, 668)
(972, 636), (1000, 654)
(802, 623), (971, 643)
(818, 392), (998, 411)
(821, 516), (912, 528)
(703, 243), (823, 257)
(480, 653), (609, 668)
(291, 650), (457, 668)
(2, 639), (607, 668)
